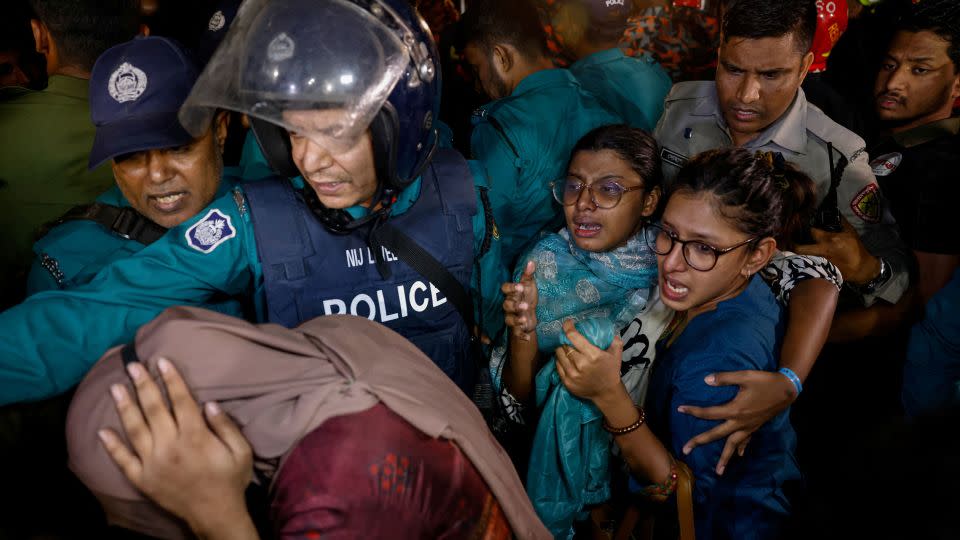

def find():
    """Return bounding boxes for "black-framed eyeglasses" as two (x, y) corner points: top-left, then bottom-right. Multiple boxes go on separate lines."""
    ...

(645, 222), (757, 272)
(550, 178), (645, 209)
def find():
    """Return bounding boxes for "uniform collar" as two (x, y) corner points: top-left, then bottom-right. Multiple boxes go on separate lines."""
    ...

(891, 117), (960, 148)
(344, 177), (422, 219)
(570, 48), (625, 71)
(693, 84), (809, 154)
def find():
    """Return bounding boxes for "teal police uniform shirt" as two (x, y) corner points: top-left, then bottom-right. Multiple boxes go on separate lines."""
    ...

(26, 168), (244, 299)
(653, 82), (911, 307)
(0, 165), (505, 405)
(569, 48), (672, 132)
(470, 68), (622, 265)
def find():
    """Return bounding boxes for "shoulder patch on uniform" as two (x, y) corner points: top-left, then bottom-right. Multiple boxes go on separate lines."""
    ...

(185, 209), (236, 253)
(869, 152), (902, 177)
(660, 147), (689, 168)
(850, 184), (881, 223)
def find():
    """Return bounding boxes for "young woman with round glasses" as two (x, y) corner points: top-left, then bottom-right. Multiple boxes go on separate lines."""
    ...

(550, 148), (824, 538)
(497, 130), (842, 537)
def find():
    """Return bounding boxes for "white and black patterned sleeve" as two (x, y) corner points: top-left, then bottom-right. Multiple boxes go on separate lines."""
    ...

(760, 251), (843, 306)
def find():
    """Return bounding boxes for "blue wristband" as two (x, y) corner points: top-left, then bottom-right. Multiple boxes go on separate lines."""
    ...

(778, 367), (803, 395)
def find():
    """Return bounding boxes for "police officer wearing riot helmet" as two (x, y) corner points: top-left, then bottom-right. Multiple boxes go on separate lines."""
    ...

(0, 0), (505, 405)
(654, 0), (910, 319)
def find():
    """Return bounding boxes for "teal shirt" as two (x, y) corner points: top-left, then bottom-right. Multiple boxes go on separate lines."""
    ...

(569, 48), (672, 132)
(470, 68), (622, 265)
(0, 163), (505, 405)
(26, 168), (244, 300)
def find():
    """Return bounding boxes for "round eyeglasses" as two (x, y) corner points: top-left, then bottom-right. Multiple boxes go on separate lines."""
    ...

(550, 178), (645, 209)
(645, 223), (757, 272)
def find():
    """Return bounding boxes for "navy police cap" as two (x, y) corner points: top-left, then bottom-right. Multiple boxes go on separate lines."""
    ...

(88, 36), (199, 170)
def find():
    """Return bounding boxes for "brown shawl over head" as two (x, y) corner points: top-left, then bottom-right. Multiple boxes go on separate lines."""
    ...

(67, 307), (550, 539)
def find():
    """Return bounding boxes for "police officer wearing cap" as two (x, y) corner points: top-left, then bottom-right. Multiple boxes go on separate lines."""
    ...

(25, 36), (248, 315)
(654, 0), (910, 314)
(0, 0), (506, 405)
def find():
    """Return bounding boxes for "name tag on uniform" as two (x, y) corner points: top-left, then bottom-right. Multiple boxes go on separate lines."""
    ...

(660, 147), (689, 168)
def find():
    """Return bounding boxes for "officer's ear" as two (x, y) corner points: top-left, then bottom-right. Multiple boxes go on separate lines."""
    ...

(492, 44), (513, 76)
(30, 19), (50, 56)
(213, 111), (230, 155)
(798, 51), (815, 83)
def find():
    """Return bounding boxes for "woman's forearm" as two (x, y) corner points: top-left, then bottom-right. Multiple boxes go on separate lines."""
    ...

(503, 334), (541, 403)
(593, 385), (673, 485)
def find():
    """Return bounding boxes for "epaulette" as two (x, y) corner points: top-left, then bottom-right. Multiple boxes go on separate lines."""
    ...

(663, 81), (714, 104)
(805, 103), (867, 160)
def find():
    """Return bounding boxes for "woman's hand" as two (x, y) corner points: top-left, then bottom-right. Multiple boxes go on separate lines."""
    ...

(502, 260), (539, 341)
(677, 369), (796, 475)
(98, 358), (257, 539)
(554, 319), (625, 405)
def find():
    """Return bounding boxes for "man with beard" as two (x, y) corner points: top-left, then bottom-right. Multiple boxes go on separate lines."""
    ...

(869, 0), (960, 302)
(869, 1), (960, 418)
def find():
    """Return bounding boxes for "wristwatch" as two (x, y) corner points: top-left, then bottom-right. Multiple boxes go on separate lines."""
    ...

(850, 257), (890, 296)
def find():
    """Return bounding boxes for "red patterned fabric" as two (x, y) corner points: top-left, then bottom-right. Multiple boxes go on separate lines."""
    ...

(271, 403), (512, 540)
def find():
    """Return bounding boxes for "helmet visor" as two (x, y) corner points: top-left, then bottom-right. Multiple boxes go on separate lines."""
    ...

(181, 0), (411, 153)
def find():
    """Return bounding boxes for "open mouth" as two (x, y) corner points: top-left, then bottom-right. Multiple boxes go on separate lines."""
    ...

(573, 219), (602, 238)
(150, 191), (188, 213)
(661, 276), (690, 302)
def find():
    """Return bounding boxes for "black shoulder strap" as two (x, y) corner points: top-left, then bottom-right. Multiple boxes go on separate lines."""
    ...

(37, 202), (168, 245)
(813, 142), (847, 233)
(371, 223), (475, 331)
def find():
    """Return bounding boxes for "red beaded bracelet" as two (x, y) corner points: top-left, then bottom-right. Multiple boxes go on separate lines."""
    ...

(601, 405), (645, 436)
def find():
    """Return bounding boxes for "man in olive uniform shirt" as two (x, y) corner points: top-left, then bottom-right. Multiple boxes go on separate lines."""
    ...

(0, 0), (140, 307)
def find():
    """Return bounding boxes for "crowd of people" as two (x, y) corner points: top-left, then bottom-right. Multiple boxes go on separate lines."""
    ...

(0, 0), (958, 538)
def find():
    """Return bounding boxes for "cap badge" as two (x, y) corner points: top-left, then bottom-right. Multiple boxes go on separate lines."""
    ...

(268, 32), (295, 62)
(208, 10), (226, 31)
(108, 62), (148, 103)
